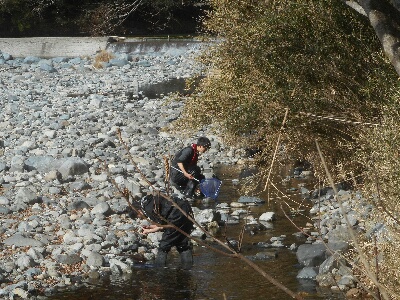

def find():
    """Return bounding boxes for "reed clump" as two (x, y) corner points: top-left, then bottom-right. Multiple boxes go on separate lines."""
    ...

(93, 50), (114, 69)
(352, 104), (400, 299)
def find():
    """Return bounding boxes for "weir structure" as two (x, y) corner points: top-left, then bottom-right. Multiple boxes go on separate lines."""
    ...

(0, 36), (204, 58)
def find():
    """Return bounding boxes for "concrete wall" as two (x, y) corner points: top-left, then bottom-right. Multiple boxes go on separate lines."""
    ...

(0, 37), (109, 58)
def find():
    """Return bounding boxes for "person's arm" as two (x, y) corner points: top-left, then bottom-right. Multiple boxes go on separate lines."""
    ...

(142, 224), (163, 234)
(177, 162), (194, 180)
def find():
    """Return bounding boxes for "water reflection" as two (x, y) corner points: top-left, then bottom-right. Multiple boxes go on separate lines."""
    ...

(138, 77), (203, 99)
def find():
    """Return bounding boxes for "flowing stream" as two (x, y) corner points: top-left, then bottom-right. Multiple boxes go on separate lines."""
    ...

(47, 164), (345, 300)
(46, 79), (345, 300)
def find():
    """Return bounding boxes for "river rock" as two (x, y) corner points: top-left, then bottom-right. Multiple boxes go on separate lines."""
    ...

(296, 243), (327, 267)
(3, 234), (45, 247)
(297, 267), (318, 279)
(237, 196), (265, 204)
(259, 212), (276, 222)
(0, 43), (249, 299)
(58, 158), (89, 178)
(86, 252), (105, 267)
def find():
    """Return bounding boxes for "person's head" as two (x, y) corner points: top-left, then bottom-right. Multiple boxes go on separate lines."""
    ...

(197, 137), (211, 153)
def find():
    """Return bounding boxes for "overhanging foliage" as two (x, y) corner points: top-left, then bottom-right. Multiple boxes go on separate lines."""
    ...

(178, 0), (398, 184)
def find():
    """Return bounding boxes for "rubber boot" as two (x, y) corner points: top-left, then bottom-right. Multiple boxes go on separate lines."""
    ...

(183, 180), (196, 198)
(155, 250), (168, 268)
(180, 249), (193, 270)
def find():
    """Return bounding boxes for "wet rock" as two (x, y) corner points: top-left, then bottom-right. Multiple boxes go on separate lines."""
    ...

(259, 212), (276, 222)
(316, 273), (337, 287)
(297, 267), (318, 279)
(250, 250), (277, 261)
(319, 252), (347, 274)
(296, 243), (327, 267)
(237, 196), (265, 204)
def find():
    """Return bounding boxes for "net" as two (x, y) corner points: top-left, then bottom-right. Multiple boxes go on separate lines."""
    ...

(199, 178), (222, 200)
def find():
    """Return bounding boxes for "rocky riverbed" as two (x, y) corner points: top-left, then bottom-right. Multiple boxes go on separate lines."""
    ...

(0, 44), (251, 299)
(0, 44), (369, 299)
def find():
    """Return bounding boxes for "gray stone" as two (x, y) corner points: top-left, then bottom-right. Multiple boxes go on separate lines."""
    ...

(67, 200), (90, 211)
(195, 209), (221, 224)
(23, 56), (40, 64)
(0, 206), (11, 214)
(58, 157), (88, 178)
(77, 224), (95, 237)
(16, 254), (36, 270)
(25, 156), (56, 173)
(297, 267), (318, 279)
(253, 250), (277, 260)
(91, 202), (112, 215)
(237, 196), (265, 204)
(86, 252), (104, 267)
(44, 170), (62, 181)
(15, 186), (38, 204)
(326, 241), (349, 254)
(109, 258), (130, 273)
(55, 253), (82, 265)
(3, 234), (45, 247)
(68, 181), (91, 191)
(296, 243), (327, 267)
(259, 212), (276, 222)
(10, 156), (25, 172)
(48, 187), (61, 195)
(338, 275), (356, 287)
(319, 252), (347, 274)
(327, 225), (352, 243)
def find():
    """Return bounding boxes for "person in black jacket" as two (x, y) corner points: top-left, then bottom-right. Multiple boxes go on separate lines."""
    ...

(141, 193), (194, 269)
(170, 137), (211, 198)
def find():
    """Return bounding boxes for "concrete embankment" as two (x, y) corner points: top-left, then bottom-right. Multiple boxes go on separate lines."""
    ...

(0, 37), (110, 58)
(0, 36), (205, 58)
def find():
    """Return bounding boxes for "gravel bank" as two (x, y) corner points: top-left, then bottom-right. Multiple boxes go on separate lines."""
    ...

(0, 45), (247, 299)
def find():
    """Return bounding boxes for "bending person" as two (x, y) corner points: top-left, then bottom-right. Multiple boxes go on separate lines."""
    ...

(170, 137), (211, 198)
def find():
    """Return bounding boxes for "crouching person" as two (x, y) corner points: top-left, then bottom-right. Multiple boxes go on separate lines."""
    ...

(140, 193), (194, 269)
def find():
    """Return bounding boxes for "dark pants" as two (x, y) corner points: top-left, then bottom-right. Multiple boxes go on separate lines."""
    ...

(159, 225), (193, 253)
(158, 198), (194, 253)
(170, 165), (205, 198)
(170, 165), (203, 188)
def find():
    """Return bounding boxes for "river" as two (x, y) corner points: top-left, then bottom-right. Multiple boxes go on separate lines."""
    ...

(44, 77), (346, 300)
(45, 163), (345, 300)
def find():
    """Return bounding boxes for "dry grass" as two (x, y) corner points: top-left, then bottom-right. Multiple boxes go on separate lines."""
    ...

(93, 50), (115, 69)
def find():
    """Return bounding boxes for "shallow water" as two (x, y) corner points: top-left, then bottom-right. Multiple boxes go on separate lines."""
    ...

(46, 82), (346, 300)
(47, 165), (345, 300)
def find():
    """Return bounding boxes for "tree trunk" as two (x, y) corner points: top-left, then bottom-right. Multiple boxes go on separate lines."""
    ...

(357, 0), (400, 76)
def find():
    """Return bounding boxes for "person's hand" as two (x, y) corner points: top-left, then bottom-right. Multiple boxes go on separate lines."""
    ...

(142, 225), (162, 235)
(185, 172), (194, 180)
